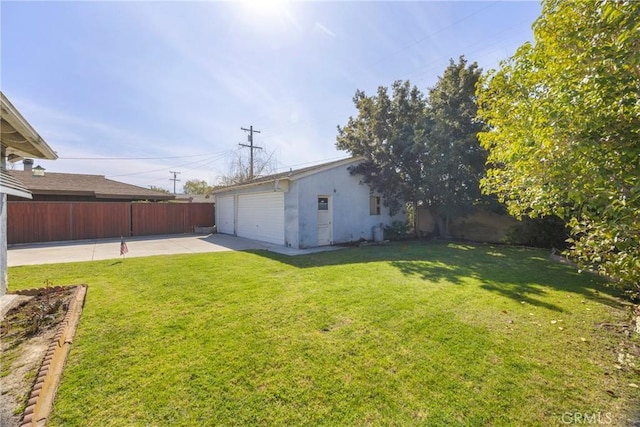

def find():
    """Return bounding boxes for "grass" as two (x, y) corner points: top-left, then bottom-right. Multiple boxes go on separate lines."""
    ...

(8, 241), (640, 426)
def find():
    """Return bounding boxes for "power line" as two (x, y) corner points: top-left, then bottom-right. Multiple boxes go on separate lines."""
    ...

(58, 153), (215, 160)
(107, 151), (230, 178)
(406, 16), (535, 85)
(367, 2), (497, 69)
(238, 3), (498, 132)
(252, 15), (536, 149)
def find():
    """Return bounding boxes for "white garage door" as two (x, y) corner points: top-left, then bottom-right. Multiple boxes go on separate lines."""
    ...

(216, 196), (235, 235)
(237, 192), (284, 245)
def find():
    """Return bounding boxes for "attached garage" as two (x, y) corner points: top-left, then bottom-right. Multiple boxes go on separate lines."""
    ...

(237, 192), (284, 245)
(216, 195), (235, 235)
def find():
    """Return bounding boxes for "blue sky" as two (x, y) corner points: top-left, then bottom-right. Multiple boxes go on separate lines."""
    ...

(1, 1), (541, 192)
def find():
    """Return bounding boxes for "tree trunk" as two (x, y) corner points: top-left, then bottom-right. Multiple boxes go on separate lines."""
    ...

(433, 210), (445, 239)
(444, 215), (451, 238)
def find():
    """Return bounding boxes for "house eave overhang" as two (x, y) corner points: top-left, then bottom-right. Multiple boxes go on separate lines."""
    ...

(213, 177), (291, 195)
(287, 156), (364, 181)
(1, 92), (58, 161)
(94, 193), (175, 201)
(29, 189), (95, 197)
(0, 169), (32, 199)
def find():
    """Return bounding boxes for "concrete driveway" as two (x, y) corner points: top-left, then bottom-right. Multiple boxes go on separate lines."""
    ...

(7, 233), (342, 266)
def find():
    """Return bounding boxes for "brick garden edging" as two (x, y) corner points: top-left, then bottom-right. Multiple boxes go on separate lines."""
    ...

(18, 285), (87, 427)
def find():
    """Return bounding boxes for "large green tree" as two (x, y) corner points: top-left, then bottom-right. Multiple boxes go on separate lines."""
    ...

(183, 179), (213, 195)
(422, 57), (486, 234)
(336, 58), (486, 235)
(336, 80), (429, 223)
(477, 0), (640, 289)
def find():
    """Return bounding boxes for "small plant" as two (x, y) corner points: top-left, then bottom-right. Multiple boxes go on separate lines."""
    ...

(24, 279), (61, 336)
(384, 220), (409, 241)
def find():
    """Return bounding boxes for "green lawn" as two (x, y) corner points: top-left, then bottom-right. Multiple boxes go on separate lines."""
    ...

(9, 242), (639, 426)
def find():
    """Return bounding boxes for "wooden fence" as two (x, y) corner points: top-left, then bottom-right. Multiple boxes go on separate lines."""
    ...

(7, 202), (215, 244)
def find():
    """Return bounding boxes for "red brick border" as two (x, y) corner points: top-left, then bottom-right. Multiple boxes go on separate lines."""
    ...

(19, 285), (87, 427)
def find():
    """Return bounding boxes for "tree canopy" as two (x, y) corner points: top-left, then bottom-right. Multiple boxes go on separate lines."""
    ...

(336, 80), (428, 217)
(148, 185), (170, 195)
(422, 57), (485, 232)
(477, 0), (640, 289)
(183, 179), (213, 195)
(336, 57), (485, 235)
(218, 147), (278, 186)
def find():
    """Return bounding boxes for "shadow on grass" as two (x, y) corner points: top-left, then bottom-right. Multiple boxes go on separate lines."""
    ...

(248, 241), (623, 313)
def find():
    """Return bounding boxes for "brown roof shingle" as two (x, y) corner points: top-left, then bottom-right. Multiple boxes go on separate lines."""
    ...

(8, 170), (174, 201)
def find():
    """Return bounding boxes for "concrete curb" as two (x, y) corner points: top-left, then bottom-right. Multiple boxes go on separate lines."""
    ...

(19, 285), (87, 427)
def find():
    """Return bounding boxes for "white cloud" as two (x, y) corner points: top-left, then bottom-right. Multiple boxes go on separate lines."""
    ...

(314, 22), (336, 38)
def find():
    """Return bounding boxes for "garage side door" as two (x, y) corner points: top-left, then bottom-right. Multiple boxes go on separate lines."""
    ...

(216, 196), (235, 235)
(237, 192), (284, 245)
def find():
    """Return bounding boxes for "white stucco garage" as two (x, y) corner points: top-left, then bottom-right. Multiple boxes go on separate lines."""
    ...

(213, 157), (405, 249)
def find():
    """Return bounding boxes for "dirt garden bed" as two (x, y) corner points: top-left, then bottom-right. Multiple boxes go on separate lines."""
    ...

(1, 285), (85, 427)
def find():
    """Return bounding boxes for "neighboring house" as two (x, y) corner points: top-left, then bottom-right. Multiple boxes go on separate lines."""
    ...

(0, 92), (58, 296)
(8, 160), (174, 202)
(174, 194), (215, 203)
(213, 157), (405, 248)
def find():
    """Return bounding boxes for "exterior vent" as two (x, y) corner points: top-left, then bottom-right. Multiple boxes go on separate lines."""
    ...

(32, 165), (45, 177)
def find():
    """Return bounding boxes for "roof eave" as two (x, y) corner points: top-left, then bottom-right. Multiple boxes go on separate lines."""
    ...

(95, 193), (175, 201)
(287, 156), (364, 181)
(29, 189), (96, 197)
(213, 156), (364, 194)
(213, 177), (290, 195)
(0, 169), (32, 199)
(1, 92), (58, 161)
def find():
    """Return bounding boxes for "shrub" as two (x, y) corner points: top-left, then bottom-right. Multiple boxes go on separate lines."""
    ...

(384, 221), (409, 241)
(503, 216), (569, 249)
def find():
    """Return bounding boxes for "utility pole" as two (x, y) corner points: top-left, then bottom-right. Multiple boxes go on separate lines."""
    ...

(240, 125), (262, 180)
(169, 171), (181, 194)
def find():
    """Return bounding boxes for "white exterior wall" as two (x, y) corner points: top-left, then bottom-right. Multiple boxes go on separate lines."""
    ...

(293, 165), (405, 248)
(283, 181), (299, 248)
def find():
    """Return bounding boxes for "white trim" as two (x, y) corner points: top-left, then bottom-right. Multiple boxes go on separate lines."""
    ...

(1, 92), (58, 161)
(0, 169), (32, 199)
